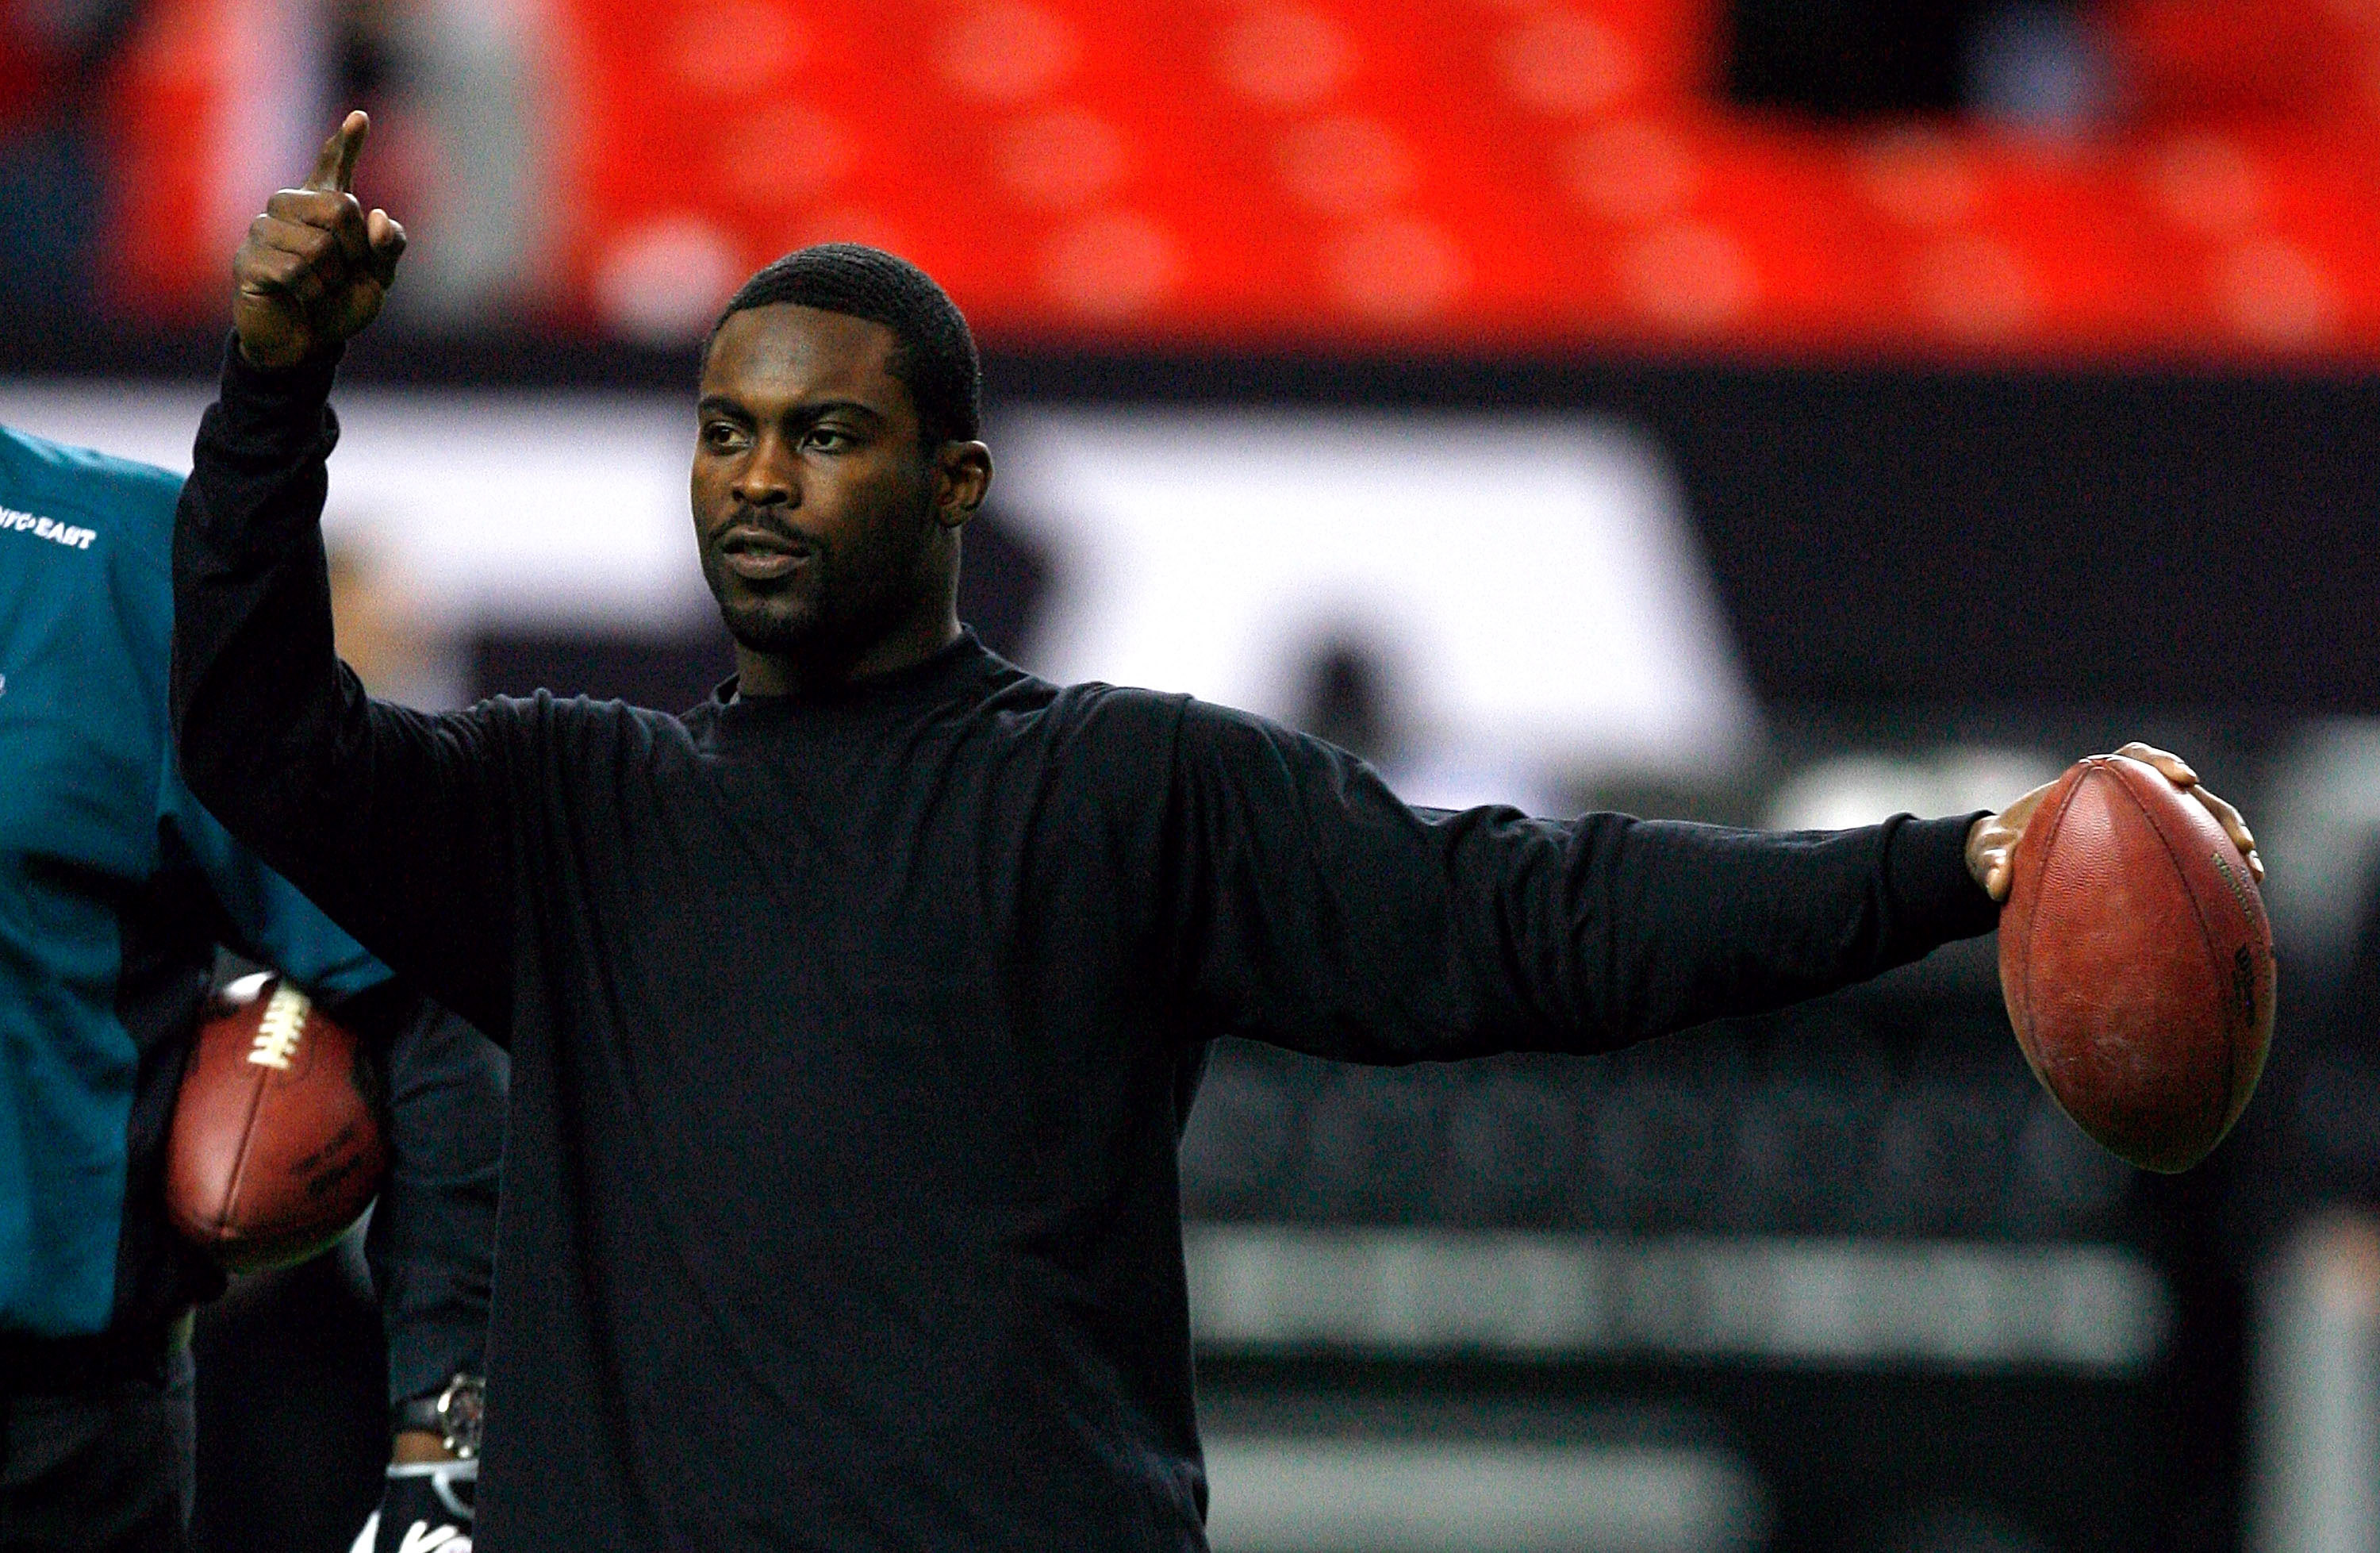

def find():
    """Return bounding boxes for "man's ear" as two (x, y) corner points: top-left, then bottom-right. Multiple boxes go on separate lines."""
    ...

(935, 440), (994, 530)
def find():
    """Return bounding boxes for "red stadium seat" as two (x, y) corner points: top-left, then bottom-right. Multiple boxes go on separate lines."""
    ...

(86, 0), (2380, 359)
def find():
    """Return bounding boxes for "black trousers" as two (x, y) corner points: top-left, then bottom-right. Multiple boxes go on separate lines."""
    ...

(0, 1332), (194, 1553)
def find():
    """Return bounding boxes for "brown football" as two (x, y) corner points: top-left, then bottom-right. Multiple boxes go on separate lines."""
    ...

(166, 976), (389, 1272)
(1999, 755), (2276, 1173)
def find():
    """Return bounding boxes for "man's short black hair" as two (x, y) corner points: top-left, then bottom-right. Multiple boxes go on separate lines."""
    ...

(709, 244), (983, 448)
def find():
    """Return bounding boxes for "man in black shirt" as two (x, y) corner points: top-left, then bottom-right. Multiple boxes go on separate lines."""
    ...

(173, 114), (2258, 1551)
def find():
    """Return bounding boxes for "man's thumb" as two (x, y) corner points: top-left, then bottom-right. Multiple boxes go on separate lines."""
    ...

(367, 210), (408, 283)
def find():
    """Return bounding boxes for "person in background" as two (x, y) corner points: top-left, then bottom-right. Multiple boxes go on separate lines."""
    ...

(0, 0), (136, 324)
(323, 0), (549, 329)
(0, 421), (503, 1553)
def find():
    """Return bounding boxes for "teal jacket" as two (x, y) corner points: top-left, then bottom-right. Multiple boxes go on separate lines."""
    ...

(1, 423), (388, 1338)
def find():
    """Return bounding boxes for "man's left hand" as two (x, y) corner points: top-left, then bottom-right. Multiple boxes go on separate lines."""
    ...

(1966, 741), (2261, 903)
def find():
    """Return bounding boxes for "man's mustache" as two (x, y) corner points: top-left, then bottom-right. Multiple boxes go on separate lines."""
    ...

(716, 508), (826, 553)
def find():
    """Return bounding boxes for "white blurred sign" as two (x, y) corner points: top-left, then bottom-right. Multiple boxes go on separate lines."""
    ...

(0, 382), (713, 632)
(1184, 1224), (2171, 1373)
(996, 409), (1756, 788)
(1203, 1435), (1766, 1553)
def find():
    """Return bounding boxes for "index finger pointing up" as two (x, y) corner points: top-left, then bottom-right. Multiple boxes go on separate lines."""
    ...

(305, 110), (370, 194)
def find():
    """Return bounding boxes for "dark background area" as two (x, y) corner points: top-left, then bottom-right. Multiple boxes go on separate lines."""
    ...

(1726, 0), (1983, 118)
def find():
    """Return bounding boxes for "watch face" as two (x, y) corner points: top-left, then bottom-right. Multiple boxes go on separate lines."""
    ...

(437, 1375), (486, 1458)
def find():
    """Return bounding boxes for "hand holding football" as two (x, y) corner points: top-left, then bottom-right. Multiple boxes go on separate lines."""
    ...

(167, 976), (389, 1273)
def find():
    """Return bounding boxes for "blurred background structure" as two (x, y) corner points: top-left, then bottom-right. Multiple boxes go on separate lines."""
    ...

(7, 1), (2380, 1549)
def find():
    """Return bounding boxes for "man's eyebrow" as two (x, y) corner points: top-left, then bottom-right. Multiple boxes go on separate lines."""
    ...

(695, 395), (888, 427)
(793, 399), (889, 426)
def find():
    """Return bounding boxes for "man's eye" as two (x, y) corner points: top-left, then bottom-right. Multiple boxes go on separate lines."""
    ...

(701, 423), (748, 451)
(805, 429), (854, 452)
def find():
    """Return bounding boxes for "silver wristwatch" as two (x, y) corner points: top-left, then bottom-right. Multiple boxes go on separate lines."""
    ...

(393, 1371), (485, 1459)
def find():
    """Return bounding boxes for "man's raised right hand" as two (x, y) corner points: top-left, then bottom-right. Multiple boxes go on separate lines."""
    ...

(233, 110), (407, 370)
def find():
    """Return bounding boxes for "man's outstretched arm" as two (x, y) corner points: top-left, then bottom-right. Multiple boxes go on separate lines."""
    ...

(1161, 700), (2254, 1063)
(172, 111), (517, 1037)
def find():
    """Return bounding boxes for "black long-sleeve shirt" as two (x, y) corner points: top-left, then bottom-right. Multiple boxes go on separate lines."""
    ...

(172, 344), (2000, 1551)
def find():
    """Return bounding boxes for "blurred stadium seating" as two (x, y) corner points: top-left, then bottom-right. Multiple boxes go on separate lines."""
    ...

(77, 0), (2380, 358)
(1179, 996), (2130, 1242)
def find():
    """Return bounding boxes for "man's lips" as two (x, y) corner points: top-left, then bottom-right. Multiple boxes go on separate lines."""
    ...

(724, 549), (808, 581)
(717, 526), (814, 582)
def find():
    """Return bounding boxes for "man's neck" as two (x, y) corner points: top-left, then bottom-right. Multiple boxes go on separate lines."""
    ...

(733, 612), (962, 698)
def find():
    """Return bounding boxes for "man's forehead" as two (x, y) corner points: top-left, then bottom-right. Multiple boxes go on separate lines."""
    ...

(702, 304), (904, 402)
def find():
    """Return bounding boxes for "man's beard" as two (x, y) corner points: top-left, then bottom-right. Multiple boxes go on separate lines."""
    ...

(716, 582), (828, 656)
(704, 505), (931, 663)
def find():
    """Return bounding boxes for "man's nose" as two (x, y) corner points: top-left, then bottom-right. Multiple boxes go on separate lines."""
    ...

(731, 436), (800, 508)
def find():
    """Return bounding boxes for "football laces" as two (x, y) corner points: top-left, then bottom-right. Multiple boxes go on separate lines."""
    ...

(248, 983), (312, 1071)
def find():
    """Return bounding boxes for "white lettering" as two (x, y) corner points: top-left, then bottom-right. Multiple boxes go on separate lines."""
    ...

(0, 505), (98, 553)
(398, 1522), (466, 1553)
